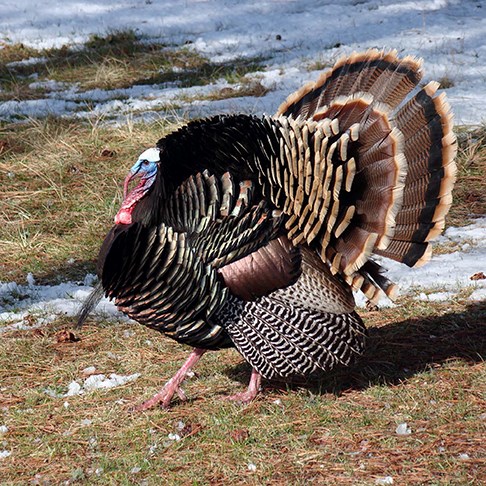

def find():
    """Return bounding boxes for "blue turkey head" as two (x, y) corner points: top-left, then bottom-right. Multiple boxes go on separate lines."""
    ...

(115, 147), (160, 225)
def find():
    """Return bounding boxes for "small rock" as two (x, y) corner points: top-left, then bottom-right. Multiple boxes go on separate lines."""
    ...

(247, 463), (257, 472)
(131, 467), (141, 474)
(0, 450), (11, 459)
(458, 453), (470, 460)
(82, 366), (96, 377)
(0, 426), (8, 436)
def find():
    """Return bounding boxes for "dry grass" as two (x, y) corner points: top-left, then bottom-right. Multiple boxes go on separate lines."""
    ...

(0, 31), (267, 105)
(0, 117), (180, 282)
(1, 119), (484, 283)
(0, 300), (484, 484)
(447, 126), (486, 227)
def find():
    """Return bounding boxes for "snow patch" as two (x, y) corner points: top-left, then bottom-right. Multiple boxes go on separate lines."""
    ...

(356, 218), (486, 307)
(395, 423), (412, 436)
(0, 0), (486, 124)
(375, 477), (394, 485)
(0, 274), (130, 331)
(45, 373), (140, 398)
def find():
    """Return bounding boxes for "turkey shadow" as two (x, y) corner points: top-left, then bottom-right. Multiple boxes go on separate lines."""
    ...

(223, 301), (486, 396)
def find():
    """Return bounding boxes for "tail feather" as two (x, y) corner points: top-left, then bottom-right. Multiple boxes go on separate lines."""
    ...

(375, 81), (457, 267)
(277, 49), (423, 119)
(270, 49), (456, 302)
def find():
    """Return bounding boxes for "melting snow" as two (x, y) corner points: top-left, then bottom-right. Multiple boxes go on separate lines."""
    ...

(0, 219), (485, 329)
(375, 477), (394, 485)
(0, 3), (484, 331)
(355, 217), (486, 307)
(44, 373), (140, 398)
(0, 0), (486, 124)
(0, 274), (129, 332)
(395, 423), (412, 436)
(83, 373), (140, 390)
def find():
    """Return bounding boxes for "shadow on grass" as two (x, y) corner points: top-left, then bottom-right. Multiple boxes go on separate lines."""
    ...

(0, 30), (266, 96)
(224, 301), (486, 395)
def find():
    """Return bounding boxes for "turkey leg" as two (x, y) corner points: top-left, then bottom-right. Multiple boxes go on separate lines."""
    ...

(134, 347), (207, 411)
(223, 368), (262, 403)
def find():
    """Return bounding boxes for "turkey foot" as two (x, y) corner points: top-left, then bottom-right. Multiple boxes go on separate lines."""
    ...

(224, 368), (262, 404)
(134, 348), (206, 411)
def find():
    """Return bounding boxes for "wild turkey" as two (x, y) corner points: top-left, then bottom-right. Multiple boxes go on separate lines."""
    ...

(78, 49), (457, 409)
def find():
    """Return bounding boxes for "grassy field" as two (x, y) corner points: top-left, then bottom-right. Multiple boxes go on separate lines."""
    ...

(1, 33), (486, 485)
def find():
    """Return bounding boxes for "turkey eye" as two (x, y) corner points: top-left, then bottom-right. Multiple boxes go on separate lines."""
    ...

(142, 160), (149, 166)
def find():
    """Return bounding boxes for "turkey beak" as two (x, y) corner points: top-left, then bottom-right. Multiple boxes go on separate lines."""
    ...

(123, 170), (140, 199)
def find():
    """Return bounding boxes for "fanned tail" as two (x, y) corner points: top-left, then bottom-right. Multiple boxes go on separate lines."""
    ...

(268, 49), (457, 302)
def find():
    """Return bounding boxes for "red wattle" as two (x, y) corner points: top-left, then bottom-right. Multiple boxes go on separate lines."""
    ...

(115, 210), (132, 225)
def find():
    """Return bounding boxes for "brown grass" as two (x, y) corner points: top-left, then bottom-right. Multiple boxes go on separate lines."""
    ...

(1, 120), (484, 283)
(0, 300), (484, 484)
(0, 117), (180, 282)
(447, 126), (486, 226)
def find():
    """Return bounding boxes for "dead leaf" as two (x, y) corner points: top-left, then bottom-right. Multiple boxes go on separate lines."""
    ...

(56, 329), (80, 343)
(229, 428), (249, 443)
(100, 148), (116, 158)
(470, 272), (485, 280)
(31, 328), (46, 338)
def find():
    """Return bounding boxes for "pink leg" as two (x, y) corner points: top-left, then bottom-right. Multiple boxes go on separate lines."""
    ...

(134, 348), (207, 411)
(224, 368), (262, 404)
